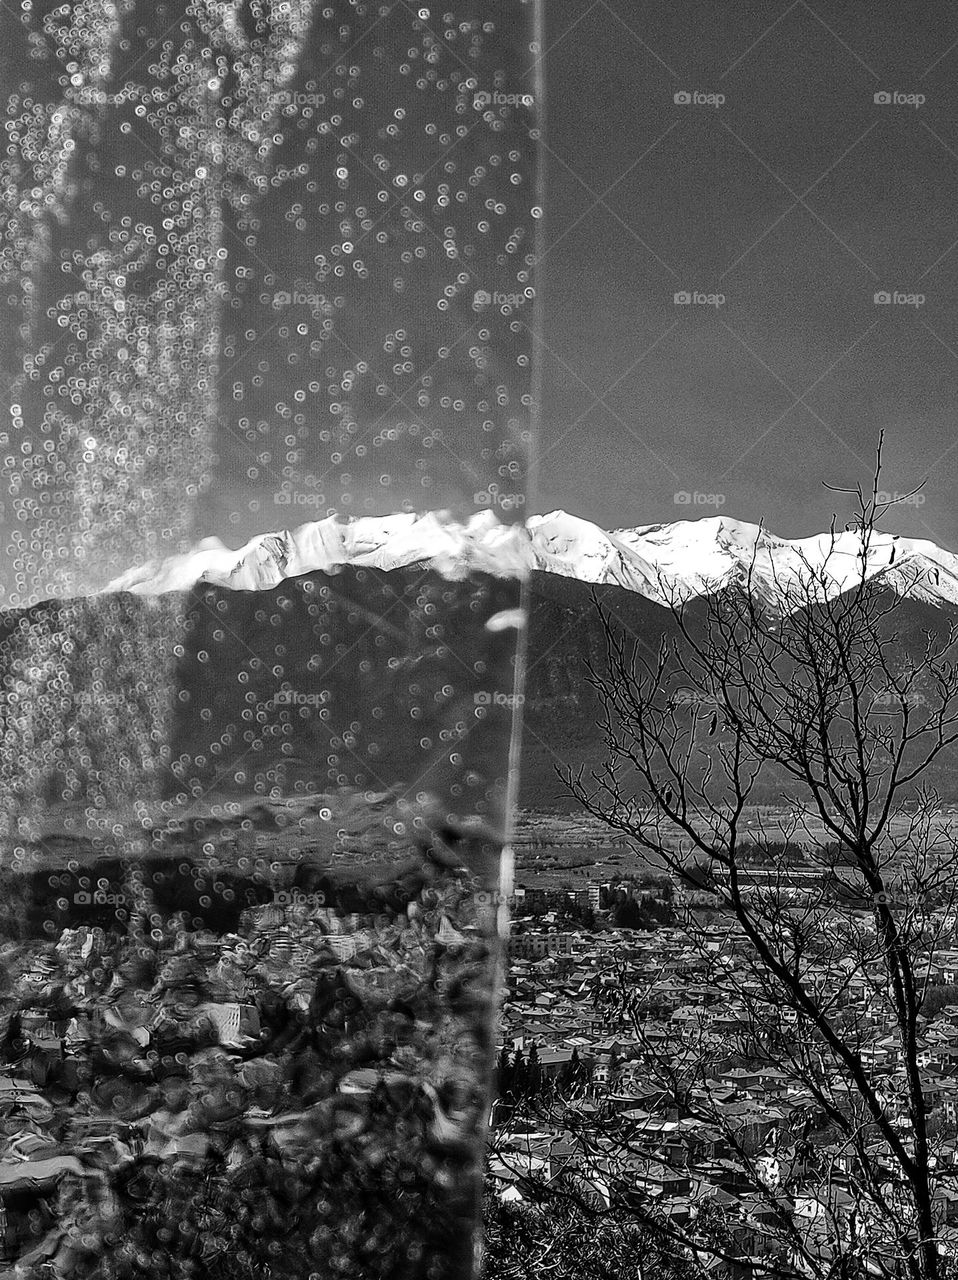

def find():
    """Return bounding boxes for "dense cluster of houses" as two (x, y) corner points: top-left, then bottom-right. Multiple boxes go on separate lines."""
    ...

(0, 870), (487, 1274)
(490, 893), (958, 1274)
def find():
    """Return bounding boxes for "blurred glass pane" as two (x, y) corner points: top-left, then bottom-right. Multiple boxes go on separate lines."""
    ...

(0, 3), (538, 1277)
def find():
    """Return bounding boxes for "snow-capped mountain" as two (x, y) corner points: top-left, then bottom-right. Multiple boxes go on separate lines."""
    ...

(105, 509), (958, 612)
(528, 513), (958, 610)
(105, 510), (532, 595)
(9, 509), (958, 816)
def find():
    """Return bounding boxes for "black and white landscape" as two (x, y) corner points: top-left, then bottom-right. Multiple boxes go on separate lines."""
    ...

(7, 0), (958, 1278)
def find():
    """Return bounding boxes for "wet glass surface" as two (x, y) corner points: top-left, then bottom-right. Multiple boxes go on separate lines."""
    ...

(0, 2), (538, 1276)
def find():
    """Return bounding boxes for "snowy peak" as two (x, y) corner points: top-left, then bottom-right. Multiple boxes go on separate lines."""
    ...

(523, 511), (662, 596)
(105, 511), (533, 597)
(104, 509), (958, 613)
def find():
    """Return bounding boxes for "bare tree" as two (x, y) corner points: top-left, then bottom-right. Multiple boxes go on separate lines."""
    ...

(522, 454), (958, 1280)
(481, 1179), (700, 1280)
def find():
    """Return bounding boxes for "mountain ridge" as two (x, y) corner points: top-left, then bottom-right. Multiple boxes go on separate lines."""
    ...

(101, 508), (958, 613)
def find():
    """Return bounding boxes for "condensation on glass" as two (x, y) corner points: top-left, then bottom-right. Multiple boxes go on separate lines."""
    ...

(0, 3), (539, 1277)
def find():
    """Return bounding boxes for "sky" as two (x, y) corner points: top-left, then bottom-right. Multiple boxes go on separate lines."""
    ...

(0, 2), (536, 603)
(533, 0), (958, 549)
(4, 1), (958, 604)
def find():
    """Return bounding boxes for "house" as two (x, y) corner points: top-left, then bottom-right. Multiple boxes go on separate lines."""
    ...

(196, 1000), (260, 1048)
(0, 1077), (53, 1124)
(536, 1048), (591, 1082)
